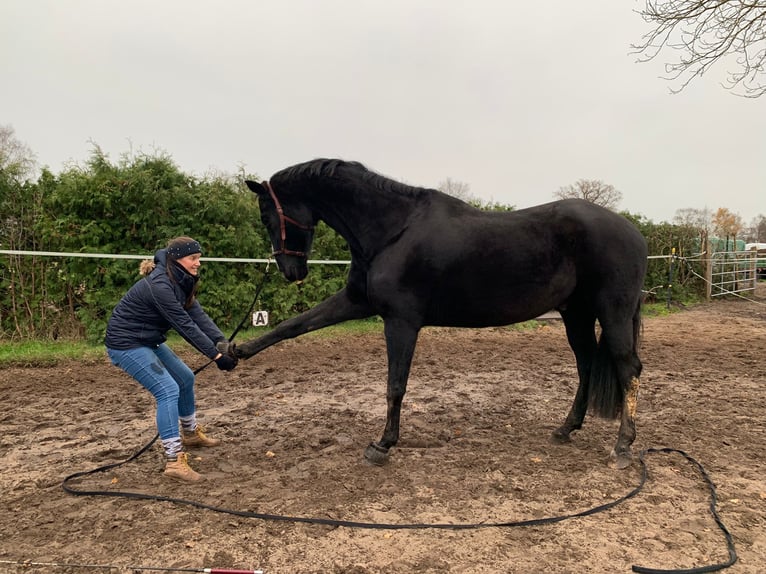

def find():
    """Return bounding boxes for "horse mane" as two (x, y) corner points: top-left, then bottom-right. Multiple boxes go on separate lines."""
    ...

(272, 158), (428, 200)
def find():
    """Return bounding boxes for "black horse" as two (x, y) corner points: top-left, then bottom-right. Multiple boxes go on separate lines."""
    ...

(237, 159), (647, 469)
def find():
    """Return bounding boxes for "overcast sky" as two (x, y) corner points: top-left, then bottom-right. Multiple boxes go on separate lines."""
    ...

(2, 1), (764, 223)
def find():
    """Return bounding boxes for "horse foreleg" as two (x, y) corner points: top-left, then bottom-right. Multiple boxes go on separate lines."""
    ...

(364, 319), (420, 465)
(236, 289), (374, 359)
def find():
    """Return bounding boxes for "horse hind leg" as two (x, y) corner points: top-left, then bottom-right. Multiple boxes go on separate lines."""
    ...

(611, 372), (640, 469)
(552, 309), (597, 443)
(599, 306), (643, 470)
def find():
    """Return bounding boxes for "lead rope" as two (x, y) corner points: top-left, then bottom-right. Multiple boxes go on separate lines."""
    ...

(192, 261), (272, 373)
(63, 442), (736, 572)
(630, 448), (737, 574)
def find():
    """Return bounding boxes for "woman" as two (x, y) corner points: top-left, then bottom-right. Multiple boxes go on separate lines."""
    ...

(105, 236), (238, 482)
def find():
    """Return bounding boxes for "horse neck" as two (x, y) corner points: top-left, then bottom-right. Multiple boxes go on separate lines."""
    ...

(311, 179), (417, 261)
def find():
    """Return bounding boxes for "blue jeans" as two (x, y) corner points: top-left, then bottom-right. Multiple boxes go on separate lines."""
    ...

(106, 344), (196, 440)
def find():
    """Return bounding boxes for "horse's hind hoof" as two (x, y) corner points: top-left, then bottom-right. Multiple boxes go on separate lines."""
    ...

(364, 442), (389, 465)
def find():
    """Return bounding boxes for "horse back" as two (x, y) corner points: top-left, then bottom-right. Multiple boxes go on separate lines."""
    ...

(365, 198), (646, 327)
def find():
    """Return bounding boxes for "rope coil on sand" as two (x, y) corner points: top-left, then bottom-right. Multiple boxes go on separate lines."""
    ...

(61, 444), (737, 573)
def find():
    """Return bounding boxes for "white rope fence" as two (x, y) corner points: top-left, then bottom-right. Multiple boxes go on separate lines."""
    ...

(3, 250), (763, 306)
(0, 249), (351, 265)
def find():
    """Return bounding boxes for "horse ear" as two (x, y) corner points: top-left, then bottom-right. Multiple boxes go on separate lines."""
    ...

(245, 180), (267, 195)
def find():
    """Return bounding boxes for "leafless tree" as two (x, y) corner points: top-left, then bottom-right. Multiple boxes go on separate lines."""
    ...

(0, 124), (36, 180)
(438, 177), (474, 202)
(745, 213), (766, 242)
(554, 179), (623, 210)
(633, 1), (766, 97)
(673, 206), (712, 230)
(674, 207), (714, 253)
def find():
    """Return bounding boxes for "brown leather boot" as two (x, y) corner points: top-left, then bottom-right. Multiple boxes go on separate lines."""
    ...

(182, 426), (221, 448)
(164, 452), (203, 482)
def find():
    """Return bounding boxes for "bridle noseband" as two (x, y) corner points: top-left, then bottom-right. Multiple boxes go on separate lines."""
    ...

(264, 181), (314, 258)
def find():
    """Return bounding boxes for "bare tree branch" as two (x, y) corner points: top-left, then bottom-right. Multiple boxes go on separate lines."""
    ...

(438, 177), (474, 202)
(554, 179), (623, 210)
(633, 1), (766, 97)
(0, 124), (37, 181)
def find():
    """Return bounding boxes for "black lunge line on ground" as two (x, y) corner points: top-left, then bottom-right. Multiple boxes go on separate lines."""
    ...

(630, 448), (737, 574)
(62, 445), (736, 573)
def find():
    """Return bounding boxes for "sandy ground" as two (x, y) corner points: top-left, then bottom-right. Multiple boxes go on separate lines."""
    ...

(1, 286), (765, 574)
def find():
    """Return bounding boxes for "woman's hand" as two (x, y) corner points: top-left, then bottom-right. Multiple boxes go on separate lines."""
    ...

(214, 352), (238, 371)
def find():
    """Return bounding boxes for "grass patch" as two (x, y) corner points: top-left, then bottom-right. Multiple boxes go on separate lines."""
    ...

(505, 320), (544, 331)
(233, 318), (385, 341)
(642, 302), (678, 317)
(0, 319), (387, 368)
(0, 302), (707, 368)
(0, 339), (106, 368)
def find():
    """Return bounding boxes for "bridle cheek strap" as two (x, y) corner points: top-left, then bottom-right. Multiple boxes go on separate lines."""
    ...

(264, 180), (313, 257)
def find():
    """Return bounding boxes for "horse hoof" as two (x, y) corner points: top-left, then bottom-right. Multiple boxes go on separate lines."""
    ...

(364, 442), (389, 465)
(551, 428), (572, 444)
(609, 449), (632, 470)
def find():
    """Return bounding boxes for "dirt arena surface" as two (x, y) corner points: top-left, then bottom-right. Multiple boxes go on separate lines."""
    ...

(1, 287), (765, 574)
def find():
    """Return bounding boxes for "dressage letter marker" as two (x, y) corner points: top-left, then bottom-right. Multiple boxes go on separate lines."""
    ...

(252, 311), (269, 327)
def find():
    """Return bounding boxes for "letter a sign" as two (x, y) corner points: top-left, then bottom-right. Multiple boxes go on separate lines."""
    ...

(252, 311), (269, 327)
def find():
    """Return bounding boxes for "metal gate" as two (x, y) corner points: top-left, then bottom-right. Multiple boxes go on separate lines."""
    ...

(707, 250), (758, 298)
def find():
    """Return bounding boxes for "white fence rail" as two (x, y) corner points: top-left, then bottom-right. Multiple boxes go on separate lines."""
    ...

(0, 250), (350, 265)
(6, 249), (758, 303)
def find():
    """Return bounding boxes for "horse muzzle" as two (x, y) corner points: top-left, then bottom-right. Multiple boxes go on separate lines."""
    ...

(276, 257), (309, 282)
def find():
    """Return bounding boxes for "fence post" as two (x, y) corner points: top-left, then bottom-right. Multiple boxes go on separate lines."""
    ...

(750, 250), (757, 291)
(666, 247), (676, 309)
(705, 240), (713, 301)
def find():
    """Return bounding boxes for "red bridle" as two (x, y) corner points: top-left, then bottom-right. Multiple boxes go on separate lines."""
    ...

(264, 181), (314, 258)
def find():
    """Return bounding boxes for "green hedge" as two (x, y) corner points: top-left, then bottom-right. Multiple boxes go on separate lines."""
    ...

(1, 149), (350, 342)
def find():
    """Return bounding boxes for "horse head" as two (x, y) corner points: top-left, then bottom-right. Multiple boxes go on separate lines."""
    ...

(245, 179), (315, 282)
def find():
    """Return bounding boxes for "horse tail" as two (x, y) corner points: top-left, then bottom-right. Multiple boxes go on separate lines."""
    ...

(588, 298), (643, 419)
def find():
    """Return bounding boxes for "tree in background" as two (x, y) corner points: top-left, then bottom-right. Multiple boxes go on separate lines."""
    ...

(438, 177), (515, 212)
(673, 207), (712, 231)
(634, 1), (766, 97)
(554, 179), (622, 210)
(438, 177), (474, 202)
(744, 214), (766, 242)
(0, 126), (46, 338)
(0, 125), (38, 250)
(673, 206), (712, 253)
(712, 207), (744, 247)
(0, 125), (36, 180)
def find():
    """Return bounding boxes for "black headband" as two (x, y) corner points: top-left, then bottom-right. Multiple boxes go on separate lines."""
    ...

(167, 240), (202, 260)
